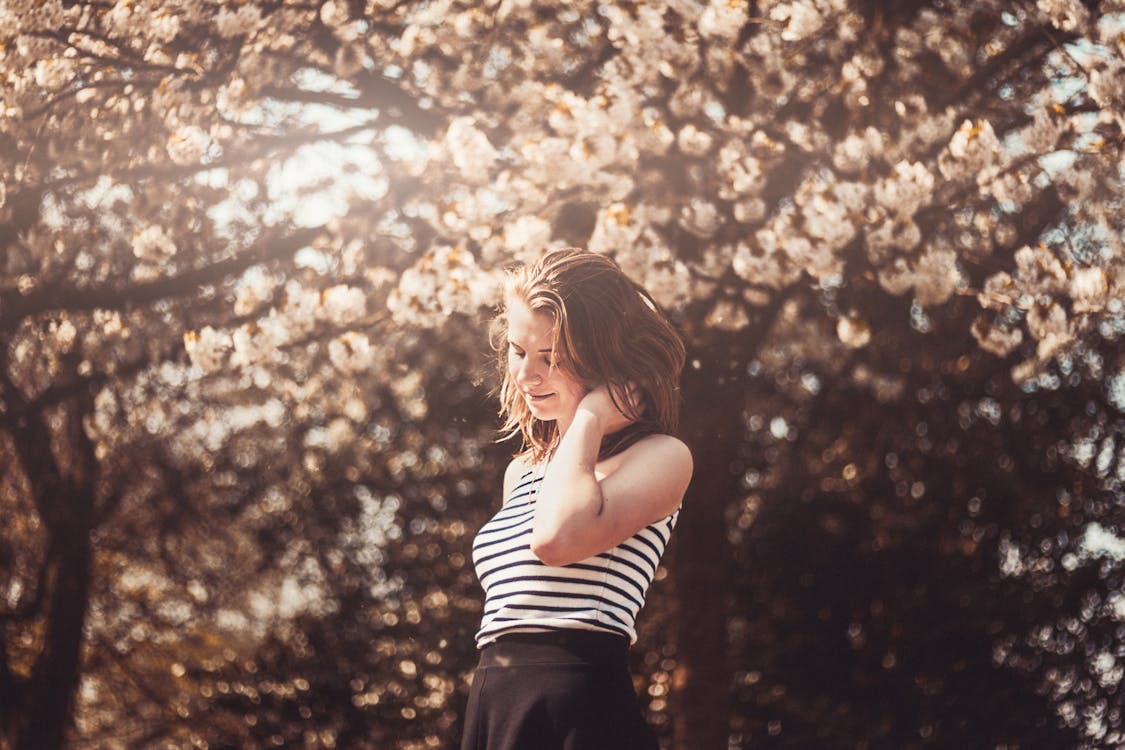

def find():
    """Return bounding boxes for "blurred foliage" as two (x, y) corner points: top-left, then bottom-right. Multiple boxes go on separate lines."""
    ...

(1, 1), (1124, 750)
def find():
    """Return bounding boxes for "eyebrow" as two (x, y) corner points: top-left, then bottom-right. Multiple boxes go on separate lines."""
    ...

(508, 340), (554, 353)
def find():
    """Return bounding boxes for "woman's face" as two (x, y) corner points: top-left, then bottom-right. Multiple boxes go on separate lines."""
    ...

(505, 299), (587, 429)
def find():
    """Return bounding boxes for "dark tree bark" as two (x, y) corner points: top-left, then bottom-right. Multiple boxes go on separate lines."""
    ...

(671, 331), (754, 750)
(1, 392), (97, 750)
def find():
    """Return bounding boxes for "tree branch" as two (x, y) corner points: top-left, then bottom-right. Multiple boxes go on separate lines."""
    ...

(0, 225), (324, 331)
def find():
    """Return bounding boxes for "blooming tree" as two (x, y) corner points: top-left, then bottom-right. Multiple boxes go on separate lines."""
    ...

(1, 1), (1123, 749)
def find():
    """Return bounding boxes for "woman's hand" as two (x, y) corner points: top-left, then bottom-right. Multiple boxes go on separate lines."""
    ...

(577, 382), (641, 435)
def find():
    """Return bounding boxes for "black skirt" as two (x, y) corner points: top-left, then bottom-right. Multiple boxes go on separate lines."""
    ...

(460, 630), (659, 750)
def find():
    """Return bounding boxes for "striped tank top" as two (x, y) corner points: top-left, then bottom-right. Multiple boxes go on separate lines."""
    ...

(472, 462), (679, 648)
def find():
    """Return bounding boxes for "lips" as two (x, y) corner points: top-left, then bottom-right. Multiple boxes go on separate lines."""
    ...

(525, 392), (555, 402)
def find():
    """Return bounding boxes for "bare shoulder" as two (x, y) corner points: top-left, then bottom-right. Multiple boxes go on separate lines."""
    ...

(609, 434), (694, 511)
(625, 433), (693, 474)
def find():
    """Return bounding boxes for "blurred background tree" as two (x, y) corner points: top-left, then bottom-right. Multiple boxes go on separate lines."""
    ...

(1, 1), (1123, 749)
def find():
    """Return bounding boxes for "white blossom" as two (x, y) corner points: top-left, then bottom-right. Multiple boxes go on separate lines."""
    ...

(503, 215), (553, 262)
(717, 139), (763, 198)
(166, 126), (211, 166)
(387, 246), (499, 327)
(837, 315), (871, 349)
(770, 0), (825, 42)
(229, 323), (275, 370)
(912, 245), (963, 307)
(1014, 244), (1067, 293)
(1037, 0), (1089, 31)
(939, 119), (1000, 181)
(866, 217), (921, 263)
(183, 326), (231, 374)
(320, 0), (351, 27)
(699, 0), (747, 42)
(678, 199), (722, 238)
(444, 117), (499, 184)
(279, 283), (321, 338)
(874, 161), (934, 218)
(971, 315), (1024, 357)
(733, 239), (802, 290)
(390, 370), (428, 421)
(589, 204), (642, 256)
(321, 285), (367, 325)
(1027, 301), (1069, 342)
(328, 332), (376, 373)
(33, 57), (75, 89)
(978, 272), (1014, 310)
(677, 124), (714, 156)
(131, 224), (176, 262)
(214, 4), (263, 38)
(1069, 267), (1109, 313)
(832, 127), (883, 174)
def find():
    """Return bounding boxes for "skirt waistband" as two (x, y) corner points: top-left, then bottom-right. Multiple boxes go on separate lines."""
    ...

(478, 630), (629, 668)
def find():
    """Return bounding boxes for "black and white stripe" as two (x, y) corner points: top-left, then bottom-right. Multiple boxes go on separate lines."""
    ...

(472, 465), (678, 648)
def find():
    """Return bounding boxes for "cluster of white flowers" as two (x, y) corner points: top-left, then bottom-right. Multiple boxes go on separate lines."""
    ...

(131, 224), (176, 262)
(836, 314), (871, 349)
(1069, 267), (1111, 313)
(939, 119), (1001, 182)
(699, 0), (748, 42)
(321, 285), (367, 325)
(166, 125), (211, 166)
(386, 246), (501, 327)
(233, 270), (280, 317)
(33, 57), (75, 90)
(1036, 0), (1090, 31)
(602, 3), (698, 83)
(832, 127), (883, 174)
(183, 326), (232, 374)
(443, 117), (499, 185)
(794, 175), (862, 258)
(229, 322), (277, 370)
(874, 161), (935, 218)
(499, 215), (554, 264)
(1087, 62), (1125, 131)
(588, 203), (641, 257)
(327, 332), (377, 373)
(1026, 301), (1072, 360)
(390, 370), (428, 421)
(717, 138), (764, 199)
(864, 216), (920, 265)
(769, 0), (826, 42)
(106, 1), (181, 43)
(216, 77), (252, 118)
(677, 124), (714, 157)
(1021, 107), (1068, 154)
(214, 3), (264, 39)
(876, 244), (963, 307)
(971, 315), (1024, 357)
(732, 240), (800, 293)
(319, 0), (351, 28)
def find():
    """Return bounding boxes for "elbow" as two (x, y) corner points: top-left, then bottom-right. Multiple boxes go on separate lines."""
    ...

(529, 530), (574, 567)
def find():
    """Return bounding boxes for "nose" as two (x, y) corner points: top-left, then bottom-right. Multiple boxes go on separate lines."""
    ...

(515, 358), (542, 389)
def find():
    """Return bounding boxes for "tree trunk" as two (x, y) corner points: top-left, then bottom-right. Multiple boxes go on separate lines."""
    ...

(671, 345), (743, 750)
(12, 507), (93, 750)
(2, 396), (97, 750)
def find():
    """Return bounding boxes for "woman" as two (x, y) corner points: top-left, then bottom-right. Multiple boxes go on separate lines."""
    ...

(461, 249), (693, 750)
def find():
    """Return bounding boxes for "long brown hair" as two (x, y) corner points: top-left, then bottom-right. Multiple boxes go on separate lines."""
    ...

(490, 248), (686, 463)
